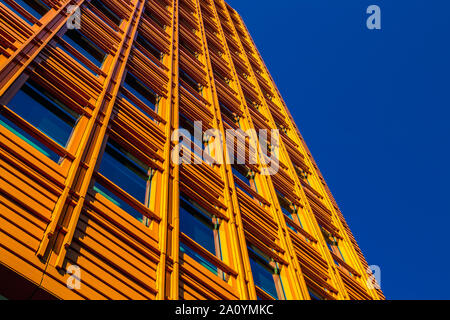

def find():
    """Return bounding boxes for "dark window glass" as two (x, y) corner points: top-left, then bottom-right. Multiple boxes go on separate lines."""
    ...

(144, 8), (166, 30)
(232, 165), (251, 187)
(220, 102), (238, 126)
(136, 34), (162, 61)
(180, 69), (201, 94)
(90, 0), (122, 26)
(276, 191), (294, 219)
(248, 246), (282, 300)
(123, 72), (158, 112)
(2, 0), (50, 22)
(308, 288), (323, 300)
(179, 113), (203, 150)
(179, 193), (221, 274)
(180, 38), (198, 60)
(62, 29), (107, 69)
(5, 80), (79, 148)
(99, 139), (151, 204)
(321, 226), (346, 263)
(180, 194), (217, 254)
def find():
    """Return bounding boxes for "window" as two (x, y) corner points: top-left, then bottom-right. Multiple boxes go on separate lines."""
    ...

(180, 37), (199, 60)
(1, 79), (80, 162)
(122, 71), (159, 116)
(89, 0), (122, 27)
(219, 102), (240, 128)
(60, 28), (107, 73)
(276, 190), (304, 230)
(135, 33), (163, 61)
(96, 138), (153, 224)
(321, 227), (345, 262)
(0, 113), (59, 162)
(180, 69), (202, 94)
(179, 112), (204, 151)
(308, 288), (324, 300)
(232, 164), (258, 199)
(294, 166), (310, 185)
(1, 0), (50, 23)
(248, 245), (285, 300)
(232, 164), (252, 187)
(144, 8), (166, 30)
(214, 69), (230, 87)
(179, 193), (222, 275)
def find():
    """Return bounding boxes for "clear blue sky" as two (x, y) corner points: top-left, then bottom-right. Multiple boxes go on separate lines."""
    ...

(226, 0), (450, 300)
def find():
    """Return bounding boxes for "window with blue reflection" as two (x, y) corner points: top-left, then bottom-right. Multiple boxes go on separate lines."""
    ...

(232, 165), (251, 187)
(98, 139), (152, 205)
(4, 79), (79, 150)
(122, 72), (158, 113)
(1, 0), (50, 23)
(248, 246), (284, 300)
(179, 193), (221, 273)
(0, 114), (60, 162)
(308, 288), (323, 300)
(232, 164), (259, 200)
(93, 182), (148, 225)
(180, 244), (218, 276)
(61, 29), (107, 70)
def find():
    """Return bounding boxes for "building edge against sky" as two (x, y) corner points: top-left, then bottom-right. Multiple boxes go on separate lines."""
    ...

(0, 0), (383, 300)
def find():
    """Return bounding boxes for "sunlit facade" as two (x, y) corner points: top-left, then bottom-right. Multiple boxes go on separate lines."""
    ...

(0, 0), (384, 300)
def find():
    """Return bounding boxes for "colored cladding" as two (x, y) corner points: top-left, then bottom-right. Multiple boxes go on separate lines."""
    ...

(0, 0), (383, 300)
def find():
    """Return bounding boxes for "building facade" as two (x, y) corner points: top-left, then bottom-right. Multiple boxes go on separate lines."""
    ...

(0, 0), (384, 300)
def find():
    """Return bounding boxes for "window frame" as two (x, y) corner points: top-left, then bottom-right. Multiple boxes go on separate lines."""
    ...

(247, 245), (286, 300)
(0, 75), (85, 165)
(93, 136), (157, 226)
(179, 192), (226, 279)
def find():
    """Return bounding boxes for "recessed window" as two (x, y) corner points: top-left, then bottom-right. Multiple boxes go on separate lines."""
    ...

(99, 139), (153, 206)
(0, 113), (60, 162)
(276, 190), (304, 228)
(93, 182), (148, 225)
(144, 8), (166, 30)
(179, 193), (222, 275)
(180, 37), (199, 60)
(321, 226), (345, 262)
(89, 0), (122, 27)
(180, 69), (202, 94)
(60, 28), (107, 72)
(308, 288), (324, 300)
(2, 0), (50, 23)
(248, 245), (285, 300)
(232, 164), (252, 187)
(232, 164), (258, 199)
(294, 166), (310, 185)
(122, 71), (159, 115)
(219, 102), (239, 128)
(1, 79), (80, 162)
(179, 112), (204, 151)
(136, 33), (163, 61)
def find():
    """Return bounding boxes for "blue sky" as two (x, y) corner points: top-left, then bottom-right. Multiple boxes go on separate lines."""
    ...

(226, 0), (450, 299)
